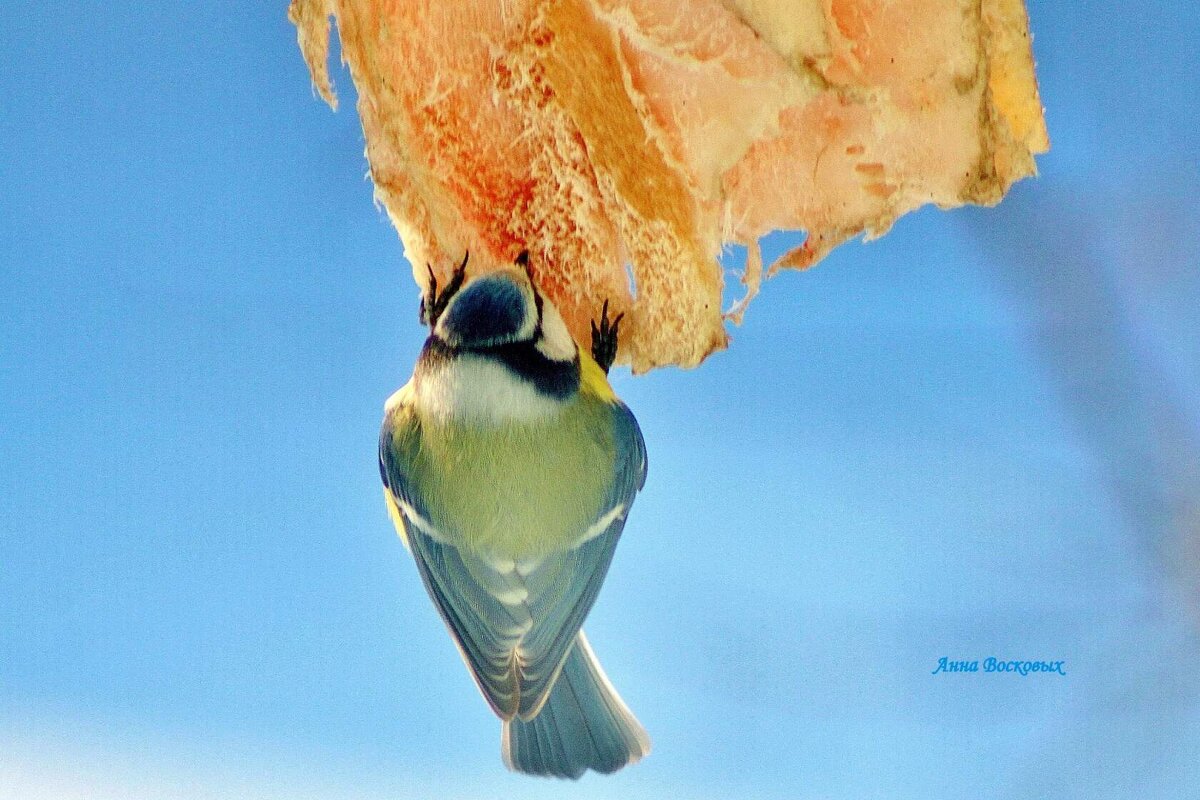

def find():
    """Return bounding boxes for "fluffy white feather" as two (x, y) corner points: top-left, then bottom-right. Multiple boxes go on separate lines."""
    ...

(415, 354), (562, 425)
(535, 298), (577, 363)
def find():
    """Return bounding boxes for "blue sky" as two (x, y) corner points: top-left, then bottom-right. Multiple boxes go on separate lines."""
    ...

(2, 2), (1199, 798)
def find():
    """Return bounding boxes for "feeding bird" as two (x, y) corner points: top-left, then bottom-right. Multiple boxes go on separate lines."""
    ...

(378, 253), (650, 778)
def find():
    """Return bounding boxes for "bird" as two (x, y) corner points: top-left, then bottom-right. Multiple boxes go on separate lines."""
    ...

(378, 252), (650, 778)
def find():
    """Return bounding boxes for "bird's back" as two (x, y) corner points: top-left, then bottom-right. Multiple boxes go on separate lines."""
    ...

(382, 382), (618, 560)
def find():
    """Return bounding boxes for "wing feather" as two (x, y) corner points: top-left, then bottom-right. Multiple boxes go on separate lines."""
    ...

(380, 394), (647, 720)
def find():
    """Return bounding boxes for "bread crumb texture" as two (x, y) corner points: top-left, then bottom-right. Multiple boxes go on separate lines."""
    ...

(290, 0), (1048, 372)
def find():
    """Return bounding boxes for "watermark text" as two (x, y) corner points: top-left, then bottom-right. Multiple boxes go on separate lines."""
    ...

(931, 657), (1066, 676)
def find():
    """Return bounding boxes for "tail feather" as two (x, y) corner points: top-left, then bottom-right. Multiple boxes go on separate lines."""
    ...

(501, 631), (650, 778)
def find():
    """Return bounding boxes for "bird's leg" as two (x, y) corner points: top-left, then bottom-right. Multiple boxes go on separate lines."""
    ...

(419, 252), (469, 328)
(590, 299), (624, 374)
(515, 250), (547, 325)
(417, 264), (437, 327)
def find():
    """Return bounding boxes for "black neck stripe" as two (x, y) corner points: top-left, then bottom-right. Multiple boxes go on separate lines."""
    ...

(419, 336), (580, 400)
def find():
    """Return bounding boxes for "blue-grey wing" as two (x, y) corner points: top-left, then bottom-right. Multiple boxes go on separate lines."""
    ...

(513, 399), (647, 717)
(380, 398), (647, 720)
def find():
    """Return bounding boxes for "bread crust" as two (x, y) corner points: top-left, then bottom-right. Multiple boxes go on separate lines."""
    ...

(291, 0), (1047, 372)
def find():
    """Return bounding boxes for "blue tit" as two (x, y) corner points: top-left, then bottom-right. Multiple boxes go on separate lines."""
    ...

(378, 253), (650, 778)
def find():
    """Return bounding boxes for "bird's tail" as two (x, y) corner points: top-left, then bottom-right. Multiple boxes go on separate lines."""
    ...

(501, 631), (650, 779)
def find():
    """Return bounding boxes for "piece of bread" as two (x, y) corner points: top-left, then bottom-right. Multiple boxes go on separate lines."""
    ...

(291, 0), (1048, 372)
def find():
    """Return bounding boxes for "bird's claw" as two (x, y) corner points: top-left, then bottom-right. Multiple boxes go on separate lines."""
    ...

(419, 252), (469, 328)
(590, 299), (624, 374)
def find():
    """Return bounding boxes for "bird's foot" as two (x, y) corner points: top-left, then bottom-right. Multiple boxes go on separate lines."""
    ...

(419, 252), (469, 328)
(590, 299), (624, 374)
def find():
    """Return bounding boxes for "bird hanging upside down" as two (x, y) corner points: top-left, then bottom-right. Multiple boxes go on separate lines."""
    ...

(379, 253), (649, 778)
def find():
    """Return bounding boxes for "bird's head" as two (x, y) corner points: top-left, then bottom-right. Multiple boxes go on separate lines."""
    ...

(432, 266), (577, 363)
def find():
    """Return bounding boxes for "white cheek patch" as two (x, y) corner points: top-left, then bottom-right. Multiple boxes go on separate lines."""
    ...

(535, 297), (578, 363)
(514, 286), (539, 341)
(416, 355), (560, 425)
